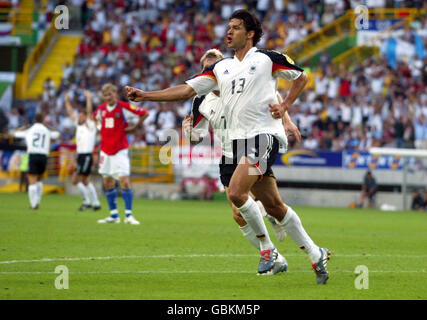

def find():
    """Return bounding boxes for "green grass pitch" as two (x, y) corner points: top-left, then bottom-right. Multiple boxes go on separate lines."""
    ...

(0, 193), (426, 300)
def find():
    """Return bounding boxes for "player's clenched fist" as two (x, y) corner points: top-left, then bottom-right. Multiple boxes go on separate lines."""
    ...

(182, 114), (194, 136)
(125, 86), (144, 102)
(269, 103), (287, 119)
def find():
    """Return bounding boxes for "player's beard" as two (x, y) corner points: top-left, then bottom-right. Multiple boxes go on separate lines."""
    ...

(228, 36), (248, 52)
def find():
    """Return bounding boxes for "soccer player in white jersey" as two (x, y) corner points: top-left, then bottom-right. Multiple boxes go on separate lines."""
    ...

(184, 49), (302, 270)
(65, 90), (101, 211)
(14, 113), (60, 210)
(125, 10), (331, 283)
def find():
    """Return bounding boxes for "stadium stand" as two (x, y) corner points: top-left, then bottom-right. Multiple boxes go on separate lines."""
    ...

(0, 1), (426, 203)
(2, 0), (424, 151)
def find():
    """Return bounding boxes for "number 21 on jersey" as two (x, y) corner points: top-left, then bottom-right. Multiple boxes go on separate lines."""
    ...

(32, 133), (46, 148)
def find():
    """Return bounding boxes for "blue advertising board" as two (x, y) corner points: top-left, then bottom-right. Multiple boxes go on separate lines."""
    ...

(366, 19), (403, 31)
(274, 150), (342, 167)
(274, 149), (424, 170)
(343, 151), (423, 170)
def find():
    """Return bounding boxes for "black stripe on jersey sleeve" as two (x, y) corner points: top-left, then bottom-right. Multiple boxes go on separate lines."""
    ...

(191, 95), (206, 127)
(256, 49), (304, 72)
(185, 57), (232, 81)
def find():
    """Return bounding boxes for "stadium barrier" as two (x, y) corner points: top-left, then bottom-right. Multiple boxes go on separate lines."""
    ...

(130, 146), (174, 183)
(0, 7), (14, 24)
(285, 8), (424, 68)
(332, 14), (420, 68)
(0, 0), (37, 45)
(0, 7), (32, 34)
(15, 18), (57, 99)
(1, 142), (174, 184)
(285, 10), (352, 65)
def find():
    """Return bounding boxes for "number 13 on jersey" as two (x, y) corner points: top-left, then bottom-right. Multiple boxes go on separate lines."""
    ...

(231, 78), (245, 94)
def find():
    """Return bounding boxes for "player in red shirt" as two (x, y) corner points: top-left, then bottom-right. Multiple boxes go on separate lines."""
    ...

(94, 83), (148, 225)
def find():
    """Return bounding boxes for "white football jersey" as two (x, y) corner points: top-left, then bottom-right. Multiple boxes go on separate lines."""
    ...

(191, 92), (232, 158)
(14, 123), (60, 155)
(186, 47), (302, 146)
(75, 119), (97, 154)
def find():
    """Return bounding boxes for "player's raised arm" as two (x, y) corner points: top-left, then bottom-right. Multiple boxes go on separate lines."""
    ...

(50, 129), (61, 141)
(125, 84), (197, 102)
(15, 124), (29, 133)
(84, 90), (93, 118)
(14, 126), (28, 138)
(64, 93), (77, 123)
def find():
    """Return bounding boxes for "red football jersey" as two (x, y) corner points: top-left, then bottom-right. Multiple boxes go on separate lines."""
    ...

(94, 101), (147, 155)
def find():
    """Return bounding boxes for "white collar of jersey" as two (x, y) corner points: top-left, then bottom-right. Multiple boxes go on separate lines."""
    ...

(235, 47), (258, 61)
(33, 123), (45, 128)
(106, 104), (116, 112)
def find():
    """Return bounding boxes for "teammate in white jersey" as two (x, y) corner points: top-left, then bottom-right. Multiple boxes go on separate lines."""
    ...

(14, 113), (60, 210)
(65, 90), (101, 211)
(125, 10), (330, 283)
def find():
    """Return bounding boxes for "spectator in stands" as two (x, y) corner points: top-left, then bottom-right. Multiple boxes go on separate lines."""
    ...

(303, 133), (319, 150)
(319, 50), (331, 75)
(156, 103), (176, 144)
(359, 170), (378, 208)
(10, 0), (427, 156)
(8, 108), (20, 130)
(315, 72), (328, 103)
(393, 116), (405, 148)
(414, 114), (427, 149)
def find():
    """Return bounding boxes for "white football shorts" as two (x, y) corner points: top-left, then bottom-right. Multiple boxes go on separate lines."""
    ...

(98, 148), (130, 179)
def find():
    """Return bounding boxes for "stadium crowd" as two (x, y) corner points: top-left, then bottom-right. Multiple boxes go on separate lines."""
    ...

(2, 0), (427, 153)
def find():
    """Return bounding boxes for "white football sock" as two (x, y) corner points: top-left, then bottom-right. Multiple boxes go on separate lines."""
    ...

(239, 223), (260, 250)
(279, 206), (321, 263)
(28, 184), (38, 208)
(238, 197), (274, 251)
(256, 200), (268, 217)
(77, 182), (90, 205)
(87, 182), (100, 206)
(36, 182), (43, 205)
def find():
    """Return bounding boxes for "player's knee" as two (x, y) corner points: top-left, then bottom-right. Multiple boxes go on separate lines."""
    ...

(228, 188), (245, 207)
(119, 179), (130, 190)
(103, 178), (114, 190)
(82, 176), (90, 185)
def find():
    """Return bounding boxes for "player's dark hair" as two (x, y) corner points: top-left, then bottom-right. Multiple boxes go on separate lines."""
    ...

(230, 9), (263, 46)
(78, 108), (87, 115)
(34, 113), (44, 123)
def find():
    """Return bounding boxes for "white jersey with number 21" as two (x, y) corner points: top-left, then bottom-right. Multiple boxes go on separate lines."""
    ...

(14, 123), (60, 155)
